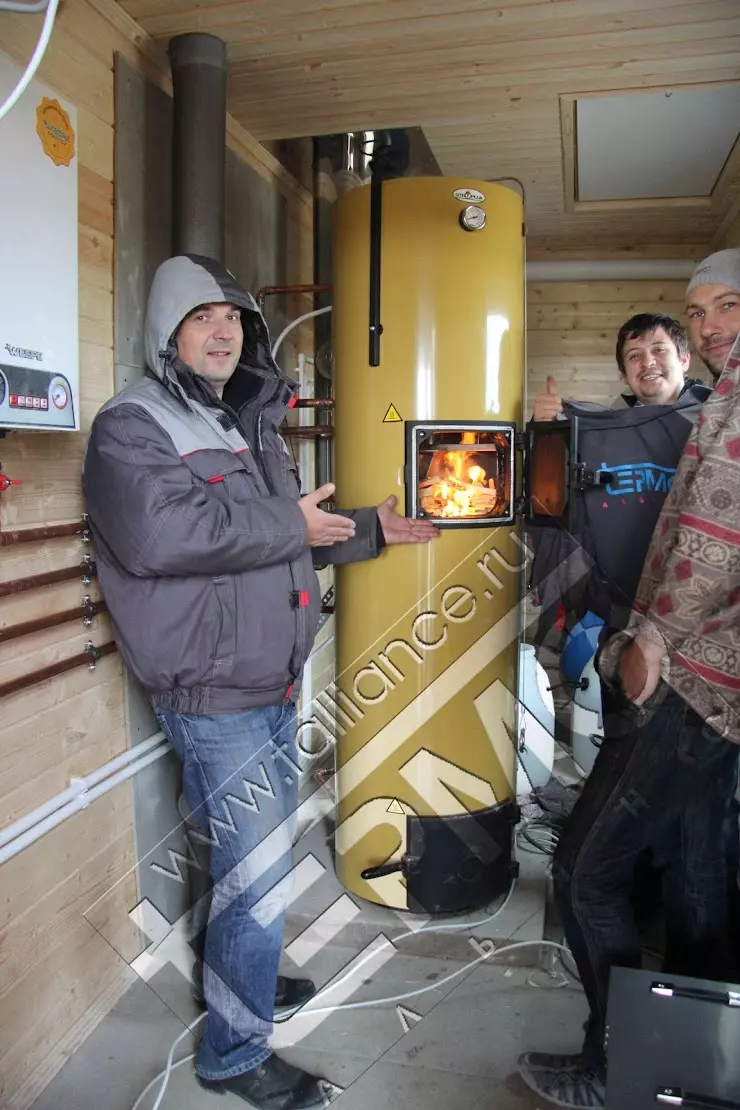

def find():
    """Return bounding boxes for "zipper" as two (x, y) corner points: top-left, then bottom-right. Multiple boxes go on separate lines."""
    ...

(257, 410), (266, 461)
(218, 379), (311, 680)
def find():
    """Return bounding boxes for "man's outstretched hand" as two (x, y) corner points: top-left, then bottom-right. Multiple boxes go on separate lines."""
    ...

(377, 494), (440, 545)
(298, 484), (356, 547)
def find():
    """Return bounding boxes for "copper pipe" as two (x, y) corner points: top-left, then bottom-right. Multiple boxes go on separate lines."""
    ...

(257, 283), (331, 313)
(0, 641), (117, 700)
(0, 520), (89, 547)
(0, 600), (107, 645)
(282, 426), (334, 439)
(292, 398), (334, 409)
(0, 559), (97, 599)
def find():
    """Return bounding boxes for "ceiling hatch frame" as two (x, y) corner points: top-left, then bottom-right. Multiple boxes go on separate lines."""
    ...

(559, 81), (740, 219)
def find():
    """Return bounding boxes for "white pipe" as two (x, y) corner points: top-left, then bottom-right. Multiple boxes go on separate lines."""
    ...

(0, 0), (48, 10)
(0, 741), (171, 866)
(271, 306), (332, 361)
(0, 780), (88, 848)
(84, 730), (166, 789)
(0, 0), (60, 123)
(0, 630), (342, 862)
(0, 731), (167, 851)
(526, 259), (695, 282)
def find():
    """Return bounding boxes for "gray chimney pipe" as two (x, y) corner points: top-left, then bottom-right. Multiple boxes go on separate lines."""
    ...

(168, 33), (227, 260)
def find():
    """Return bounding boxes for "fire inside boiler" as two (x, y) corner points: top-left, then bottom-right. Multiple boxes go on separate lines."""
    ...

(416, 427), (513, 522)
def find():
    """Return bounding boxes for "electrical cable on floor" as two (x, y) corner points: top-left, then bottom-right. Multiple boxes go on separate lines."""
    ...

(556, 944), (581, 984)
(516, 815), (562, 857)
(132, 880), (517, 1109)
(132, 931), (578, 1110)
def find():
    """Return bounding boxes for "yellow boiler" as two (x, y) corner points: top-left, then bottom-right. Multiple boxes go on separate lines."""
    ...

(331, 176), (527, 914)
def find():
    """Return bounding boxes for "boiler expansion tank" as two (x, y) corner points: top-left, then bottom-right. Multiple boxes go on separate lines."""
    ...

(330, 177), (528, 914)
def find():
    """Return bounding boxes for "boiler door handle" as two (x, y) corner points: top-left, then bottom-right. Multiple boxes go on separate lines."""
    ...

(361, 859), (406, 881)
(656, 1088), (740, 1109)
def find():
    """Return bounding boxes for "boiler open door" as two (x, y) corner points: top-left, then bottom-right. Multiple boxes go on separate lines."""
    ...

(523, 417), (578, 530)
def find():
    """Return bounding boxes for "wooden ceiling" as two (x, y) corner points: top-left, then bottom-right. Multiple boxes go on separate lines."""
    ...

(118, 0), (740, 251)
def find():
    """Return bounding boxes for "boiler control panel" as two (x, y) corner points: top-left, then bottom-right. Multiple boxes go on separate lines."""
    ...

(0, 50), (79, 432)
(0, 363), (76, 429)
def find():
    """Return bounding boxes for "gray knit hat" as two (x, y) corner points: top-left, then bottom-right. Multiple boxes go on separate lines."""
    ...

(686, 248), (740, 296)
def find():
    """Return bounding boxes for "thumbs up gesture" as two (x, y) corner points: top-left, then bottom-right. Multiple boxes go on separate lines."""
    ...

(298, 483), (356, 546)
(532, 375), (563, 422)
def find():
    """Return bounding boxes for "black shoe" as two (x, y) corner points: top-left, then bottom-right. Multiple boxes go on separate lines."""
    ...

(517, 1051), (606, 1108)
(192, 958), (205, 1006)
(274, 975), (317, 1016)
(191, 962), (316, 1017)
(196, 1053), (326, 1109)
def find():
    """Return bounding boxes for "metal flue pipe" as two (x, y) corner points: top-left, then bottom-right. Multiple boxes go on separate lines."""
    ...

(169, 33), (227, 260)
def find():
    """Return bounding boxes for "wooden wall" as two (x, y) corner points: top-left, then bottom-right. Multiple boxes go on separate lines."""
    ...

(526, 276), (709, 408)
(0, 2), (312, 1106)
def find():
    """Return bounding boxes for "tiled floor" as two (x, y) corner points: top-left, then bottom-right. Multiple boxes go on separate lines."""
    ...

(32, 823), (586, 1110)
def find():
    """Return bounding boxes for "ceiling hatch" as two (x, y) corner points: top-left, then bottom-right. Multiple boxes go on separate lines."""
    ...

(574, 84), (740, 203)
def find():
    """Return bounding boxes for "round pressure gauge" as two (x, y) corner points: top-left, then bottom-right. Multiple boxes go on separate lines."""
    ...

(50, 379), (69, 410)
(459, 204), (486, 232)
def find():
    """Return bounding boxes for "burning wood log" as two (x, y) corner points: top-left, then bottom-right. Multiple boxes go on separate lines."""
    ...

(420, 476), (501, 518)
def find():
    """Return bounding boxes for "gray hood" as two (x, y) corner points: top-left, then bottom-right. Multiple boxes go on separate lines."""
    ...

(144, 254), (287, 404)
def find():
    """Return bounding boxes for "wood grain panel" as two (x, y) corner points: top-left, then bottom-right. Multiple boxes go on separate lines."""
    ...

(0, 9), (114, 122)
(112, 0), (740, 251)
(0, 917), (137, 1106)
(79, 166), (115, 238)
(0, 829), (138, 993)
(526, 278), (711, 411)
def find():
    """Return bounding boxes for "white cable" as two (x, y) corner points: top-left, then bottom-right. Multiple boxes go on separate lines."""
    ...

(131, 1053), (194, 1110)
(132, 931), (573, 1110)
(293, 940), (567, 1016)
(271, 306), (332, 362)
(133, 1018), (204, 1110)
(134, 886), (516, 1109)
(275, 877), (520, 1010)
(275, 880), (520, 1019)
(0, 0), (48, 11)
(131, 879), (520, 1109)
(0, 0), (60, 123)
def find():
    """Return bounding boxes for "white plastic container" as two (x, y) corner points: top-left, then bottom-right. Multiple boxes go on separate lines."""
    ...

(516, 643), (556, 795)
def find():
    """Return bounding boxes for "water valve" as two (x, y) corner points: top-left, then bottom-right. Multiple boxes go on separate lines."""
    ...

(0, 469), (22, 493)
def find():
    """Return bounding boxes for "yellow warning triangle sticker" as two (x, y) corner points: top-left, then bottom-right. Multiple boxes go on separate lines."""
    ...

(383, 403), (402, 423)
(386, 798), (406, 814)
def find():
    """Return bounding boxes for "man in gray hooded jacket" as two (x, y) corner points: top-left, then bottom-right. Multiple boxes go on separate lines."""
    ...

(83, 255), (438, 1108)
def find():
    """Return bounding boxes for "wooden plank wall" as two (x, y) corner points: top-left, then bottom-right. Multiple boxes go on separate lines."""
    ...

(0, 2), (313, 1106)
(526, 278), (709, 409)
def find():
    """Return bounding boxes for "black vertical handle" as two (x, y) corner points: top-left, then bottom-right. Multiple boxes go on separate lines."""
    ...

(369, 173), (383, 366)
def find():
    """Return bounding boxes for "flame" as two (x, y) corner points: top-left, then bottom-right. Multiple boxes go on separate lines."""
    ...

(421, 434), (492, 519)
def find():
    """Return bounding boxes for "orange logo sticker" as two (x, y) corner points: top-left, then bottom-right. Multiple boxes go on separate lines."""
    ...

(36, 97), (76, 167)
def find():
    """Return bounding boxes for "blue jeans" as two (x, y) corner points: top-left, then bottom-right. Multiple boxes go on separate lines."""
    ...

(156, 703), (299, 1081)
(553, 685), (739, 1070)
